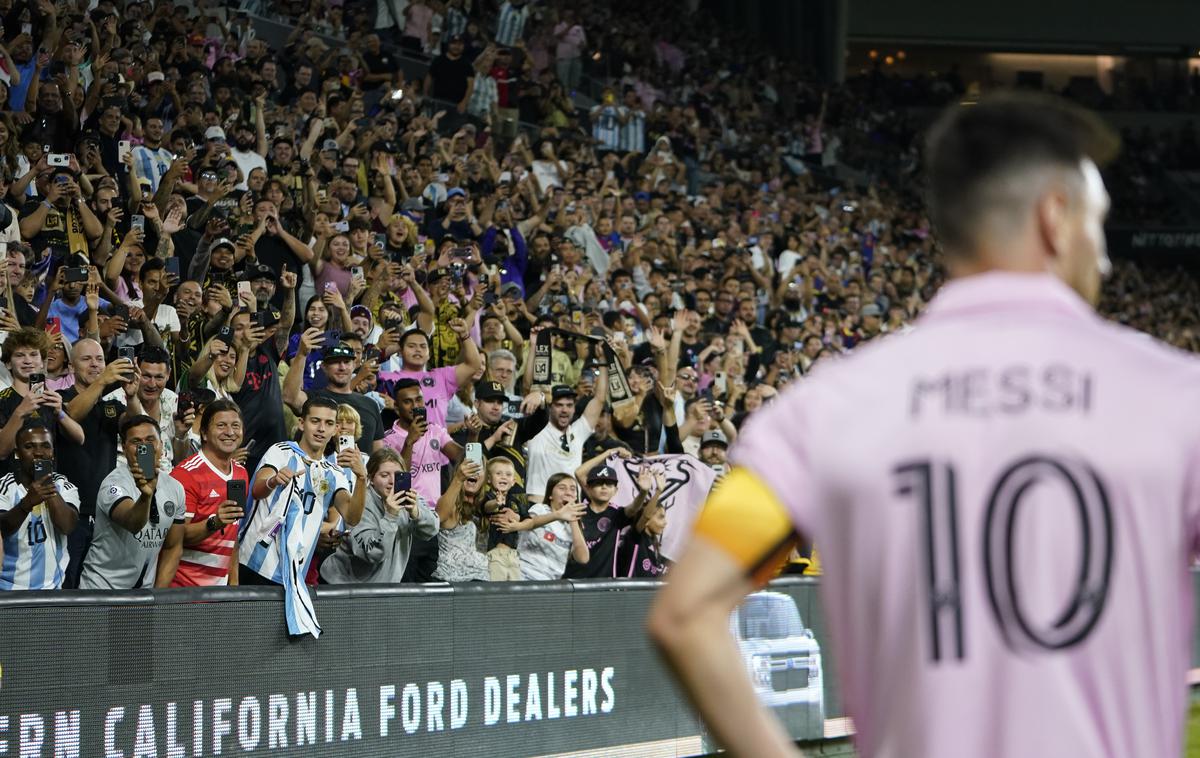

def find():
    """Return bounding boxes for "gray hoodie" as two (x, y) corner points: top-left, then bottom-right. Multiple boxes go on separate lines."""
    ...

(320, 487), (440, 584)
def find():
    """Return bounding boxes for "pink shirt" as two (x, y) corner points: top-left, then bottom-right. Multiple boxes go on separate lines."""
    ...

(375, 365), (459, 427)
(554, 23), (586, 60)
(730, 272), (1200, 758)
(382, 422), (454, 504)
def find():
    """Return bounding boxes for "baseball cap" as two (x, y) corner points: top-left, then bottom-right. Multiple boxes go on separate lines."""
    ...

(146, 71), (165, 83)
(587, 465), (619, 485)
(701, 430), (729, 448)
(475, 380), (507, 401)
(350, 304), (373, 322)
(446, 187), (467, 200)
(243, 263), (274, 281)
(426, 267), (450, 282)
(204, 126), (226, 142)
(550, 385), (577, 401)
(321, 139), (340, 153)
(861, 304), (883, 318)
(400, 197), (426, 212)
(211, 237), (236, 251)
(324, 343), (356, 361)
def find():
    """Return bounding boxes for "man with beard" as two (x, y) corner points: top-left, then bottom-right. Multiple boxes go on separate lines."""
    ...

(229, 100), (268, 191)
(524, 367), (609, 504)
(166, 399), (249, 587)
(284, 330), (385, 453)
(60, 339), (138, 587)
(132, 116), (176, 193)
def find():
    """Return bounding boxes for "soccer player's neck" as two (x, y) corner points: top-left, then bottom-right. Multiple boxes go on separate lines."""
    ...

(944, 243), (1048, 281)
(298, 438), (325, 460)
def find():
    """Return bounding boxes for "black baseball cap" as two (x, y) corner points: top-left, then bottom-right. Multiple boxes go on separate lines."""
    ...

(324, 343), (356, 361)
(475, 380), (507, 401)
(550, 385), (577, 401)
(587, 465), (618, 485)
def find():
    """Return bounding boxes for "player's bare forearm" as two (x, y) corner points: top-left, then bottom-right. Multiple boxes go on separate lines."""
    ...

(648, 539), (803, 758)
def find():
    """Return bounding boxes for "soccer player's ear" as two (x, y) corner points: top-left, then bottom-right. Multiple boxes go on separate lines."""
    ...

(1036, 181), (1073, 263)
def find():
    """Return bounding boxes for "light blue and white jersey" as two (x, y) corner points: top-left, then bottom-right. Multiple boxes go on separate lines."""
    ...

(240, 441), (350, 586)
(132, 145), (175, 193)
(0, 473), (79, 591)
(494, 1), (530, 46)
(591, 105), (622, 151)
(619, 107), (646, 154)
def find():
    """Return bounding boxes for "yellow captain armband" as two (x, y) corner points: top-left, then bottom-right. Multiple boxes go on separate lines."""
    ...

(691, 467), (801, 589)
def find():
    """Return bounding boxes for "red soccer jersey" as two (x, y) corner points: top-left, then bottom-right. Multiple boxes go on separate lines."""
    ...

(170, 452), (249, 587)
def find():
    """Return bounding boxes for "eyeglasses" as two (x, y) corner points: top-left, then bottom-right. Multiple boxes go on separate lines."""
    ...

(677, 373), (697, 381)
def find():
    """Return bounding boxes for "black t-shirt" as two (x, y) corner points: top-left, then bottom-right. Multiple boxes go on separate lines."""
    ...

(232, 341), (284, 470)
(480, 491), (528, 550)
(311, 388), (385, 452)
(616, 528), (665, 578)
(428, 55), (475, 102)
(563, 503), (634, 579)
(361, 50), (397, 87)
(253, 235), (304, 279)
(57, 386), (124, 516)
(19, 199), (71, 256)
(0, 387), (59, 476)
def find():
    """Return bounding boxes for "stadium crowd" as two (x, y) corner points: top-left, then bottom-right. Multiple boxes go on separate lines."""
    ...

(0, 0), (1194, 635)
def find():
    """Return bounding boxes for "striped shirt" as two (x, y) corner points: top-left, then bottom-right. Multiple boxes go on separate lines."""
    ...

(132, 144), (175, 193)
(591, 105), (622, 151)
(170, 451), (249, 587)
(494, 1), (530, 46)
(467, 73), (498, 120)
(239, 441), (350, 585)
(0, 473), (80, 590)
(443, 6), (469, 41)
(619, 107), (646, 153)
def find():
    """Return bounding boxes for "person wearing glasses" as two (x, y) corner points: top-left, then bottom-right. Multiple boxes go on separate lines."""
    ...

(524, 362), (608, 505)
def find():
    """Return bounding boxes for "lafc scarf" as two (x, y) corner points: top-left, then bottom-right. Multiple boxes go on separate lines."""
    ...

(533, 328), (634, 407)
(64, 207), (88, 259)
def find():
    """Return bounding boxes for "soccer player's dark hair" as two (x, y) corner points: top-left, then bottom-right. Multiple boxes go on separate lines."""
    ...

(924, 90), (1119, 257)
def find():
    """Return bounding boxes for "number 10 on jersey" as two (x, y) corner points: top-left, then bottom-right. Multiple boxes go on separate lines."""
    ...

(894, 456), (1114, 663)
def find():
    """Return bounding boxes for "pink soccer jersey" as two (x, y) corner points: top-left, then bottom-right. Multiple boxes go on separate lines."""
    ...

(730, 272), (1200, 757)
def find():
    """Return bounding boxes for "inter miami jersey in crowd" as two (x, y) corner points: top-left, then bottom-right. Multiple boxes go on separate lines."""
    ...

(0, 473), (80, 590)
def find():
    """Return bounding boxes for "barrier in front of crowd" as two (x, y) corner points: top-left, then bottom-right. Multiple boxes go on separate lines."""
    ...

(0, 578), (832, 758)
(3, 571), (1199, 757)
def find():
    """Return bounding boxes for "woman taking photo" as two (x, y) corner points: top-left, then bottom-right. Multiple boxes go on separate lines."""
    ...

(433, 459), (490, 582)
(321, 448), (439, 584)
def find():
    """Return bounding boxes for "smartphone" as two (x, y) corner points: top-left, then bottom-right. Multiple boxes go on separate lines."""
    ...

(226, 478), (247, 505)
(332, 221), (349, 233)
(31, 459), (53, 481)
(373, 233), (387, 249)
(112, 303), (129, 321)
(175, 392), (193, 418)
(117, 140), (131, 162)
(338, 435), (355, 452)
(217, 325), (233, 344)
(237, 280), (253, 303)
(45, 317), (60, 335)
(135, 443), (156, 481)
(251, 311), (268, 328)
(324, 329), (342, 345)
(27, 373), (45, 395)
(47, 153), (70, 167)
(450, 246), (472, 260)
(131, 215), (145, 232)
(350, 266), (364, 279)
(483, 290), (497, 307)
(412, 406), (427, 421)
(714, 371), (727, 396)
(393, 471), (411, 493)
(63, 266), (89, 283)
(117, 346), (137, 361)
(465, 442), (484, 468)
(164, 257), (180, 277)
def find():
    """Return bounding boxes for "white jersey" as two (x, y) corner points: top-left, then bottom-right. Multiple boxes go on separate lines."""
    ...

(525, 416), (593, 502)
(517, 503), (574, 580)
(0, 473), (80, 590)
(730, 272), (1200, 758)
